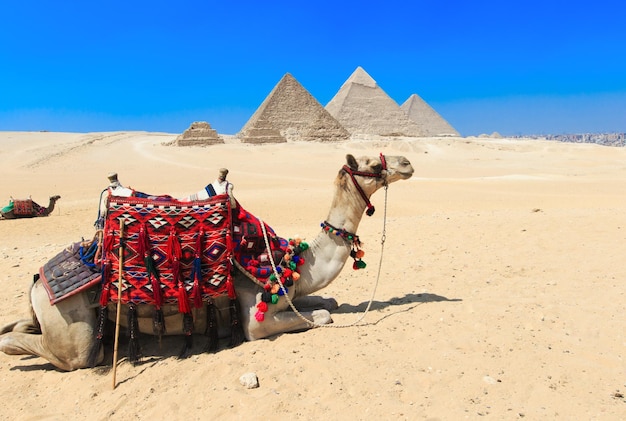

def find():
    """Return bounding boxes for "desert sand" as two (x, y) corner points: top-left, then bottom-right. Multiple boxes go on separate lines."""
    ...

(0, 131), (625, 420)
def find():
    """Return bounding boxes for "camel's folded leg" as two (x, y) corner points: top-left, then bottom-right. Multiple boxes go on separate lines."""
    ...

(0, 332), (66, 369)
(246, 309), (333, 340)
(0, 331), (99, 371)
(0, 319), (40, 335)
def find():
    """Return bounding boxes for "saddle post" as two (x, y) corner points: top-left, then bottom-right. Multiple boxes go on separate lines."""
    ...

(112, 218), (126, 390)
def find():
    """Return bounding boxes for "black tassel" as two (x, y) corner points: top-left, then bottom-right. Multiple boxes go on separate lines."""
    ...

(229, 299), (245, 348)
(88, 306), (108, 367)
(204, 300), (218, 353)
(152, 308), (166, 338)
(178, 312), (194, 359)
(127, 302), (142, 365)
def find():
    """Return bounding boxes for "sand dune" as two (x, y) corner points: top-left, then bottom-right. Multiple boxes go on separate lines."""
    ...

(1, 131), (625, 419)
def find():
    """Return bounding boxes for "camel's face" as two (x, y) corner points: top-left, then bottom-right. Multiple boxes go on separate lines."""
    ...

(381, 155), (414, 183)
(345, 154), (414, 191)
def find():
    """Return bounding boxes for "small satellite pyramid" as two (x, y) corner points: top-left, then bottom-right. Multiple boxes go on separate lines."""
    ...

(238, 73), (350, 143)
(401, 94), (460, 136)
(325, 67), (425, 137)
(175, 121), (223, 146)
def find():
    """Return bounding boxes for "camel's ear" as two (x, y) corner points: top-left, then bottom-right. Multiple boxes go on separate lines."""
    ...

(346, 154), (358, 170)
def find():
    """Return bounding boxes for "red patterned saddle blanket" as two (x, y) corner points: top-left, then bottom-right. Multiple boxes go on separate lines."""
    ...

(38, 193), (293, 308)
(13, 199), (34, 216)
(99, 194), (234, 309)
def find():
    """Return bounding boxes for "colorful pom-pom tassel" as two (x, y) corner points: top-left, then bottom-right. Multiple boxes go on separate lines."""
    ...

(255, 311), (265, 322)
(271, 294), (279, 304)
(257, 301), (268, 312)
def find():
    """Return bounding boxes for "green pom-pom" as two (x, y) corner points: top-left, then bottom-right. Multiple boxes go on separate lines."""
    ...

(357, 260), (367, 269)
(269, 273), (277, 281)
(271, 294), (279, 304)
(289, 261), (297, 270)
(299, 242), (309, 251)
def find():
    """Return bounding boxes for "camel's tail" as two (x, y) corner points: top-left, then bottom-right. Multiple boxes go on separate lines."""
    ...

(29, 274), (42, 333)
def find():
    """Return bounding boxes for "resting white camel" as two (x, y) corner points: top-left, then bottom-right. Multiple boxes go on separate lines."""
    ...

(0, 154), (413, 371)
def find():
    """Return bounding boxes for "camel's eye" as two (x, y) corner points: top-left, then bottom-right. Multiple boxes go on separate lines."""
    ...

(371, 163), (382, 173)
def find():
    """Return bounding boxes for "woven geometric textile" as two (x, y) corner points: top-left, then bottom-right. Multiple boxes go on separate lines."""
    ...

(101, 194), (234, 306)
(13, 199), (34, 216)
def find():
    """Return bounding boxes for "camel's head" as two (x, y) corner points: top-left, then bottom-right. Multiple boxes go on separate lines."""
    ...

(340, 154), (413, 215)
(344, 153), (414, 184)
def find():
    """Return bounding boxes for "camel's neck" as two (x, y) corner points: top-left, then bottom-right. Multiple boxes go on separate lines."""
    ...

(294, 180), (370, 298)
(45, 197), (57, 215)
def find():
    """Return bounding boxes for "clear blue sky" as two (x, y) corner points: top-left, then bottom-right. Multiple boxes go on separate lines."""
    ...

(1, 0), (624, 136)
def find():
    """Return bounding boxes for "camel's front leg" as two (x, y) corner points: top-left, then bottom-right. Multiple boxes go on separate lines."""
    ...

(245, 307), (333, 340)
(234, 275), (334, 341)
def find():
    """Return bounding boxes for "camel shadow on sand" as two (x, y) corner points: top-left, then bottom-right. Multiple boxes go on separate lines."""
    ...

(333, 292), (462, 325)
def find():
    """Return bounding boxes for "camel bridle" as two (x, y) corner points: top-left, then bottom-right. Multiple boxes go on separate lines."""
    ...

(342, 153), (388, 216)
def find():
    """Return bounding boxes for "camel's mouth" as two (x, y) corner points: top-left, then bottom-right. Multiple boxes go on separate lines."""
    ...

(397, 165), (414, 179)
(396, 158), (414, 179)
(399, 168), (415, 179)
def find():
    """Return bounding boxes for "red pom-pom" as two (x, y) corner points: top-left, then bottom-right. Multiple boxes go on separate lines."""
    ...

(263, 282), (272, 291)
(255, 311), (265, 322)
(297, 257), (305, 266)
(257, 301), (268, 312)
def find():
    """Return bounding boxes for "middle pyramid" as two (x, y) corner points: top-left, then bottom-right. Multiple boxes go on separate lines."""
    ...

(326, 66), (426, 137)
(238, 73), (350, 144)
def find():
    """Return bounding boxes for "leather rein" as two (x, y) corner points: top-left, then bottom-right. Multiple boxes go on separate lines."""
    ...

(342, 153), (388, 216)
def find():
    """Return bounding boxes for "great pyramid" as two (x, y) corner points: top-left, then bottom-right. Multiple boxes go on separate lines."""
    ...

(325, 67), (425, 137)
(401, 94), (460, 136)
(174, 121), (223, 146)
(238, 73), (350, 144)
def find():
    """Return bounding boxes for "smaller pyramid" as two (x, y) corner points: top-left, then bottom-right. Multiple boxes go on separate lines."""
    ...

(325, 67), (425, 137)
(238, 73), (350, 144)
(401, 94), (460, 137)
(175, 121), (223, 146)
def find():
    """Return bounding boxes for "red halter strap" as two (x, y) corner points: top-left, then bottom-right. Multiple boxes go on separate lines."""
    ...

(342, 153), (387, 216)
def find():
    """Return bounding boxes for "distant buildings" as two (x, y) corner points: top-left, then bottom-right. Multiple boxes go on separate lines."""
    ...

(512, 133), (626, 147)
